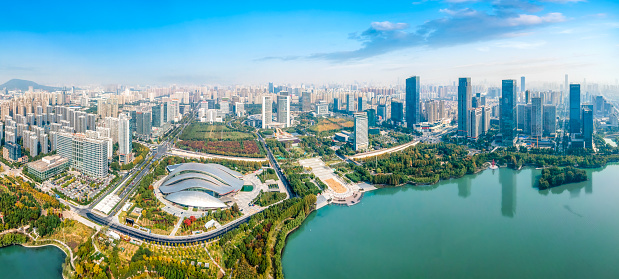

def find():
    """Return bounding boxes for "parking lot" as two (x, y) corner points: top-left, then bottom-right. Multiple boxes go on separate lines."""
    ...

(51, 171), (115, 203)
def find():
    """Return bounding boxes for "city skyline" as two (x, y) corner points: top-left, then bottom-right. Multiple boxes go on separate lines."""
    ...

(0, 0), (617, 86)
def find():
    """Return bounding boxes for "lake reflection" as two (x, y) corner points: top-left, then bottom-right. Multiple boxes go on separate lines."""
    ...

(283, 165), (619, 279)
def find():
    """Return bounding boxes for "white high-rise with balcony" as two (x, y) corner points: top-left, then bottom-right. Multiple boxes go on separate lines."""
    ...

(118, 113), (132, 164)
(262, 96), (272, 129)
(57, 132), (109, 178)
(354, 112), (369, 151)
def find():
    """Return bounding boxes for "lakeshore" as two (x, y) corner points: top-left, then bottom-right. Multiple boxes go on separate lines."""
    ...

(0, 244), (65, 279)
(283, 165), (619, 279)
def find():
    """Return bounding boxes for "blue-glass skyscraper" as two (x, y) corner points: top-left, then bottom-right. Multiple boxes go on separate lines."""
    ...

(458, 77), (472, 137)
(500, 79), (517, 146)
(391, 101), (404, 123)
(582, 108), (593, 148)
(569, 84), (581, 134)
(406, 76), (420, 127)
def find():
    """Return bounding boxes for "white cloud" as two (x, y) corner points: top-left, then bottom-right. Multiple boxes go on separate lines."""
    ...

(541, 0), (586, 3)
(370, 21), (409, 31)
(495, 41), (547, 49)
(445, 0), (480, 3)
(506, 13), (566, 26)
(439, 8), (478, 17)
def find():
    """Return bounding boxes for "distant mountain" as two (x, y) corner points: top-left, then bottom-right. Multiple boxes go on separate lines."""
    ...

(0, 79), (62, 92)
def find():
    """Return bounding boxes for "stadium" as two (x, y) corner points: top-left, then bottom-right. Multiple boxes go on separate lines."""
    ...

(159, 163), (244, 209)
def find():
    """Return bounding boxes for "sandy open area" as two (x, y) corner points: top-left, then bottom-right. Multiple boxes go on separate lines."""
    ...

(324, 178), (347, 193)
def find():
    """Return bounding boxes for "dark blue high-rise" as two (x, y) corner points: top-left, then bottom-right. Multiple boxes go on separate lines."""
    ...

(500, 79), (517, 146)
(391, 101), (404, 123)
(569, 84), (581, 134)
(458, 77), (472, 137)
(582, 108), (593, 148)
(406, 76), (420, 127)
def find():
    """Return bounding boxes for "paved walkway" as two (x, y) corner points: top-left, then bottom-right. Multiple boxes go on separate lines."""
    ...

(233, 172), (269, 215)
(349, 140), (419, 160)
(169, 148), (268, 162)
(170, 217), (184, 236)
(205, 245), (225, 275)
(299, 157), (354, 199)
(63, 210), (102, 230)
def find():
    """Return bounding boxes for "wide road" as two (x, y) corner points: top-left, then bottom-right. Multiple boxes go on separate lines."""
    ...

(256, 132), (295, 198)
(87, 149), (152, 210)
(107, 144), (167, 217)
(85, 211), (250, 244)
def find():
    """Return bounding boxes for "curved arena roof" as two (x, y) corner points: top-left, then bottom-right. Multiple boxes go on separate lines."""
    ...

(165, 191), (227, 209)
(160, 163), (244, 208)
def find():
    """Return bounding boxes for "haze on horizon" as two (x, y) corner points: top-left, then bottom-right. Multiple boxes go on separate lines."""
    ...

(0, 0), (617, 87)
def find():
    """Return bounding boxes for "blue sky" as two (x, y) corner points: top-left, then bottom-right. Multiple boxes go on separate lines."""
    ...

(0, 0), (617, 86)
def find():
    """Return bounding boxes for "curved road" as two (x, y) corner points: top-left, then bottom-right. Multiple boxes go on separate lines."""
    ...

(256, 132), (295, 198)
(85, 212), (251, 244)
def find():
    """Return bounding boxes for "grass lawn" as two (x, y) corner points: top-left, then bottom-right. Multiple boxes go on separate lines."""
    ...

(180, 122), (254, 141)
(44, 219), (94, 253)
(258, 168), (279, 183)
(309, 117), (354, 133)
(254, 191), (287, 207)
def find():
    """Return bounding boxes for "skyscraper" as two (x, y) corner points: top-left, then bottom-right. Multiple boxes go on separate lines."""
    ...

(517, 104), (526, 131)
(531, 97), (543, 139)
(365, 108), (376, 127)
(301, 91), (311, 112)
(468, 108), (483, 139)
(163, 102), (168, 123)
(262, 96), (272, 129)
(234, 102), (245, 117)
(524, 104), (532, 135)
(137, 110), (152, 138)
(501, 79), (517, 146)
(129, 110), (137, 134)
(277, 93), (291, 127)
(357, 96), (366, 112)
(57, 132), (109, 178)
(569, 84), (581, 134)
(561, 74), (570, 104)
(87, 114), (96, 131)
(377, 104), (387, 121)
(333, 98), (340, 112)
(354, 112), (368, 151)
(406, 76), (420, 126)
(346, 94), (355, 113)
(152, 104), (163, 127)
(391, 101), (404, 123)
(582, 108), (593, 149)
(118, 114), (131, 164)
(543, 105), (556, 137)
(521, 76), (525, 92)
(458, 77), (472, 137)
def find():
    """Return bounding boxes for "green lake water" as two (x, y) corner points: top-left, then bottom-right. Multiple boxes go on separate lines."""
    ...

(0, 245), (65, 279)
(283, 165), (619, 279)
